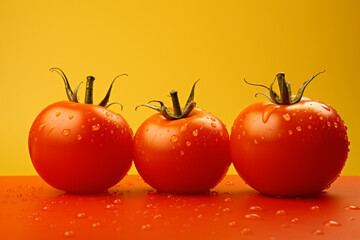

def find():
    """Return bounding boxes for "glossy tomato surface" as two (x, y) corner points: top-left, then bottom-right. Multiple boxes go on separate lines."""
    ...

(28, 101), (133, 193)
(230, 100), (349, 196)
(134, 108), (231, 194)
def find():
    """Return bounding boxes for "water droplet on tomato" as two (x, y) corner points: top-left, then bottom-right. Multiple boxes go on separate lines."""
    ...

(242, 131), (246, 136)
(210, 117), (216, 122)
(219, 131), (224, 137)
(105, 204), (116, 210)
(319, 116), (324, 120)
(92, 222), (101, 228)
(153, 214), (163, 220)
(312, 229), (324, 235)
(180, 124), (188, 132)
(254, 139), (259, 144)
(55, 112), (61, 117)
(334, 122), (338, 128)
(113, 199), (122, 204)
(38, 124), (45, 132)
(171, 135), (179, 143)
(308, 125), (312, 129)
(237, 135), (241, 140)
(68, 115), (73, 120)
(283, 114), (291, 121)
(180, 150), (184, 156)
(110, 129), (114, 134)
(327, 121), (331, 127)
(291, 217), (301, 223)
(211, 122), (217, 128)
(281, 223), (289, 228)
(321, 104), (331, 111)
(77, 134), (82, 140)
(228, 221), (237, 227)
(288, 130), (293, 135)
(224, 197), (232, 202)
(141, 224), (152, 231)
(92, 124), (100, 131)
(186, 141), (191, 147)
(240, 228), (252, 235)
(244, 213), (261, 220)
(193, 130), (198, 136)
(222, 207), (232, 213)
(275, 210), (287, 215)
(62, 129), (70, 136)
(296, 126), (302, 132)
(249, 206), (263, 211)
(309, 115), (313, 120)
(92, 117), (96, 121)
(308, 107), (314, 111)
(345, 205), (360, 210)
(77, 212), (86, 218)
(262, 105), (280, 123)
(106, 112), (110, 117)
(310, 206), (320, 210)
(64, 230), (75, 238)
(225, 180), (234, 185)
(324, 220), (341, 227)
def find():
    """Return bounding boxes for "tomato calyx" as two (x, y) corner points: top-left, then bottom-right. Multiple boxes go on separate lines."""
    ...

(49, 67), (127, 110)
(244, 71), (325, 105)
(135, 80), (200, 120)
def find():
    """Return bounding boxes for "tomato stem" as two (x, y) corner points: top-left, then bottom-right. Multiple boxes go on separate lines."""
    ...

(170, 90), (182, 117)
(85, 76), (95, 104)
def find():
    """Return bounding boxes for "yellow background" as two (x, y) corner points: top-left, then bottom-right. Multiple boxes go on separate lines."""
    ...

(0, 0), (359, 176)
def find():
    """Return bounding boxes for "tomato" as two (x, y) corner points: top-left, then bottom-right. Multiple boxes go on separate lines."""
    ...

(133, 81), (230, 194)
(28, 68), (132, 194)
(230, 72), (349, 196)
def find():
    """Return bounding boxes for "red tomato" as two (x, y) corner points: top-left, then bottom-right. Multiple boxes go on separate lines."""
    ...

(133, 82), (230, 194)
(28, 69), (132, 193)
(230, 72), (349, 196)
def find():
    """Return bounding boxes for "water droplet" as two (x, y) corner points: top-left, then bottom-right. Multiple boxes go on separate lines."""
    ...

(262, 105), (280, 123)
(180, 124), (188, 133)
(222, 207), (232, 213)
(349, 217), (356, 221)
(237, 135), (241, 140)
(308, 125), (312, 129)
(321, 104), (331, 111)
(105, 204), (116, 210)
(249, 206), (263, 211)
(64, 231), (75, 238)
(211, 122), (217, 128)
(210, 117), (216, 122)
(186, 141), (191, 147)
(92, 117), (96, 121)
(327, 121), (331, 127)
(113, 199), (122, 204)
(244, 213), (261, 220)
(291, 217), (301, 223)
(310, 206), (320, 210)
(38, 124), (45, 132)
(283, 114), (291, 121)
(77, 134), (82, 140)
(319, 116), (324, 120)
(77, 212), (86, 218)
(254, 139), (259, 144)
(292, 112), (296, 116)
(171, 135), (179, 143)
(55, 112), (61, 117)
(296, 126), (302, 132)
(92, 222), (101, 228)
(345, 205), (360, 210)
(275, 210), (287, 215)
(281, 223), (289, 228)
(228, 221), (237, 227)
(242, 130), (246, 136)
(309, 115), (313, 120)
(153, 214), (163, 220)
(308, 107), (314, 111)
(288, 130), (293, 135)
(324, 220), (341, 227)
(141, 224), (152, 231)
(92, 124), (100, 131)
(225, 180), (234, 185)
(312, 229), (324, 235)
(62, 129), (70, 136)
(197, 214), (203, 219)
(224, 197), (232, 202)
(193, 130), (198, 136)
(68, 115), (73, 120)
(240, 228), (252, 235)
(106, 112), (110, 117)
(180, 150), (184, 156)
(334, 122), (338, 128)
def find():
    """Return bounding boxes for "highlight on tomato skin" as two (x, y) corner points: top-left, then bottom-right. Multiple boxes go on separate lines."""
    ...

(133, 81), (231, 194)
(230, 72), (350, 197)
(28, 68), (133, 194)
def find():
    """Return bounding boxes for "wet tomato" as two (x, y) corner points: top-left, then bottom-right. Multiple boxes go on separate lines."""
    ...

(28, 68), (132, 193)
(230, 72), (349, 196)
(133, 81), (231, 194)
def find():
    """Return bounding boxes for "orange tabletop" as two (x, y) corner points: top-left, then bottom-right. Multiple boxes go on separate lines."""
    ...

(1, 175), (359, 240)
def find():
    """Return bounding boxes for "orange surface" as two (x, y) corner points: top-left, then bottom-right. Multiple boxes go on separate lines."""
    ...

(1, 175), (359, 240)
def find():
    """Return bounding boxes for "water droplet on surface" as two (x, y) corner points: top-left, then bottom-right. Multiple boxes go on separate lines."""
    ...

(312, 229), (324, 235)
(262, 105), (280, 123)
(228, 221), (237, 227)
(308, 107), (314, 111)
(242, 131), (246, 136)
(180, 124), (188, 132)
(237, 135), (241, 140)
(244, 213), (261, 220)
(211, 122), (217, 128)
(64, 231), (75, 238)
(334, 122), (338, 128)
(224, 197), (232, 202)
(308, 125), (312, 129)
(171, 135), (179, 143)
(77, 134), (82, 140)
(180, 150), (184, 156)
(275, 210), (287, 215)
(319, 116), (324, 120)
(310, 206), (320, 210)
(92, 222), (101, 228)
(254, 139), (259, 144)
(324, 220), (341, 227)
(345, 205), (360, 210)
(249, 206), (263, 211)
(68, 115), (73, 120)
(281, 223), (289, 228)
(55, 112), (61, 117)
(210, 117), (216, 122)
(309, 115), (313, 120)
(186, 141), (191, 147)
(153, 214), (163, 220)
(296, 126), (302, 132)
(77, 212), (86, 218)
(38, 124), (45, 132)
(225, 180), (234, 186)
(240, 228), (252, 235)
(105, 204), (116, 210)
(349, 217), (356, 221)
(113, 199), (122, 204)
(92, 124), (100, 131)
(321, 104), (331, 111)
(288, 130), (293, 135)
(283, 114), (291, 121)
(141, 224), (152, 231)
(62, 129), (70, 136)
(92, 117), (96, 121)
(291, 217), (300, 223)
(222, 208), (232, 213)
(193, 130), (198, 136)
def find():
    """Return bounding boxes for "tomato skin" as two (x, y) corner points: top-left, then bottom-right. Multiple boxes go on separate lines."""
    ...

(28, 101), (133, 194)
(230, 100), (349, 196)
(134, 108), (231, 194)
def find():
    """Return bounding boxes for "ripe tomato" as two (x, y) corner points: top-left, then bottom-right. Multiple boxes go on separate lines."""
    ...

(133, 81), (230, 194)
(230, 72), (349, 196)
(28, 68), (132, 194)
